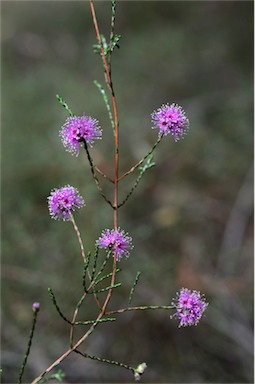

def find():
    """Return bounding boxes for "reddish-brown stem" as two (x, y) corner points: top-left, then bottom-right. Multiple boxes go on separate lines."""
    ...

(90, 0), (119, 289)
(32, 317), (103, 383)
(32, 3), (120, 382)
(118, 158), (144, 181)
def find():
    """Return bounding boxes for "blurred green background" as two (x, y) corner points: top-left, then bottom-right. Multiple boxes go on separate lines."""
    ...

(1, 1), (253, 383)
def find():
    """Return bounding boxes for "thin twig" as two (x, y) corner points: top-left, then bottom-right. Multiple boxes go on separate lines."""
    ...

(128, 271), (141, 305)
(108, 0), (117, 63)
(93, 282), (121, 293)
(83, 140), (114, 208)
(106, 305), (174, 316)
(95, 165), (114, 183)
(94, 80), (115, 135)
(70, 215), (86, 264)
(118, 134), (163, 181)
(32, 3), (120, 381)
(118, 155), (155, 208)
(93, 250), (112, 282)
(74, 349), (135, 373)
(94, 268), (121, 286)
(18, 306), (39, 383)
(56, 94), (74, 117)
(48, 288), (72, 324)
(69, 292), (86, 347)
(90, 0), (120, 343)
(31, 317), (104, 383)
(69, 217), (101, 347)
(70, 215), (102, 308)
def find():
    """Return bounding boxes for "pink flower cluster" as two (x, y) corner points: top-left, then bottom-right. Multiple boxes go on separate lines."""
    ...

(151, 103), (189, 141)
(171, 288), (208, 327)
(48, 185), (85, 221)
(60, 115), (102, 156)
(97, 228), (133, 261)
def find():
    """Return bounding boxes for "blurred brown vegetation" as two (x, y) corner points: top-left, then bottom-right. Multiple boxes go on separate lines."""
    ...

(1, 1), (253, 383)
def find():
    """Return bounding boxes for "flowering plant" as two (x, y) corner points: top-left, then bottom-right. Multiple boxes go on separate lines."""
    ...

(18, 2), (208, 383)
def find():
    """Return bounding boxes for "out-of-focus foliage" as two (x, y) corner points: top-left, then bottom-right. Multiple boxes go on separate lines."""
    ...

(1, 1), (253, 383)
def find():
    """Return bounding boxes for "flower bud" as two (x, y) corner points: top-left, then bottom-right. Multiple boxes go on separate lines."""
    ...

(134, 362), (147, 381)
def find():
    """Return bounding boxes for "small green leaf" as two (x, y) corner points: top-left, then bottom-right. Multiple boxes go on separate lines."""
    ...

(56, 94), (74, 117)
(139, 154), (155, 172)
(111, 34), (121, 51)
(38, 369), (65, 383)
(93, 43), (101, 54)
(94, 282), (121, 293)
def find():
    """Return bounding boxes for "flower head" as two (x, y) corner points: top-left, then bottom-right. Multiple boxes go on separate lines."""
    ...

(48, 185), (85, 221)
(151, 103), (189, 141)
(60, 115), (102, 156)
(97, 228), (133, 261)
(171, 288), (208, 327)
(32, 302), (40, 311)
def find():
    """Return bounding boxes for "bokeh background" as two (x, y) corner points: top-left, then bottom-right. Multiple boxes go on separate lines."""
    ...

(1, 1), (254, 383)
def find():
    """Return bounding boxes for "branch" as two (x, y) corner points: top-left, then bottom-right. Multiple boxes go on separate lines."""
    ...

(106, 305), (174, 316)
(18, 305), (40, 383)
(83, 140), (114, 208)
(118, 134), (163, 182)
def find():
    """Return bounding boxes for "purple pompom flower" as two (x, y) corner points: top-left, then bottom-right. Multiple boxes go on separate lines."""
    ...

(32, 302), (40, 311)
(171, 288), (208, 327)
(48, 185), (85, 221)
(97, 228), (133, 261)
(60, 115), (102, 156)
(151, 103), (189, 141)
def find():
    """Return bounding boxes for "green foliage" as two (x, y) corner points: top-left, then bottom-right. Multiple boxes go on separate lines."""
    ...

(128, 271), (141, 305)
(2, 1), (253, 383)
(39, 369), (65, 383)
(93, 34), (121, 56)
(56, 95), (74, 117)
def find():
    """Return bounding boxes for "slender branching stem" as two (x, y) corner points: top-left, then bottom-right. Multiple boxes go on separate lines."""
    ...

(32, 3), (121, 382)
(56, 94), (74, 117)
(18, 306), (39, 383)
(48, 288), (72, 325)
(93, 250), (112, 282)
(118, 155), (155, 208)
(93, 282), (121, 293)
(106, 305), (175, 316)
(69, 216), (102, 348)
(70, 215), (102, 308)
(94, 80), (115, 135)
(128, 271), (141, 305)
(74, 349), (135, 373)
(118, 134), (163, 182)
(83, 140), (114, 208)
(95, 164), (114, 183)
(31, 315), (108, 383)
(70, 214), (86, 264)
(108, 0), (117, 66)
(57, 94), (112, 186)
(89, 0), (119, 311)
(69, 292), (87, 347)
(94, 268), (121, 286)
(76, 318), (116, 325)
(31, 302), (173, 383)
